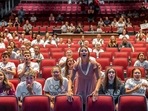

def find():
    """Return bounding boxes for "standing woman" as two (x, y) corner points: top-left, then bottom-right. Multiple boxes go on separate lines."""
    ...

(43, 66), (68, 110)
(99, 67), (125, 111)
(67, 46), (102, 103)
(0, 71), (15, 96)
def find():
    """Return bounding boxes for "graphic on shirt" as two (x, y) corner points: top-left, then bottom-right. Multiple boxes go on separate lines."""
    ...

(49, 84), (63, 95)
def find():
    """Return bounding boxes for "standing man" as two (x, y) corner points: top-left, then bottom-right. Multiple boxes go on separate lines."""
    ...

(18, 7), (25, 24)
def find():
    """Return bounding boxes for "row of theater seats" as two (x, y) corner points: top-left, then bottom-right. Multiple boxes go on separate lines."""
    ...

(0, 95), (147, 111)
(0, 26), (141, 33)
(14, 3), (81, 14)
(13, 2), (148, 15)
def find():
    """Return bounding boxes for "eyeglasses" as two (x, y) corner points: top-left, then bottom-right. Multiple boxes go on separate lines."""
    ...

(108, 71), (115, 74)
(134, 72), (141, 74)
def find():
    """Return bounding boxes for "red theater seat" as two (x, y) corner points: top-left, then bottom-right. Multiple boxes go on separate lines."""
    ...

(54, 95), (83, 111)
(22, 96), (50, 111)
(86, 95), (114, 111)
(118, 95), (147, 111)
(0, 96), (18, 111)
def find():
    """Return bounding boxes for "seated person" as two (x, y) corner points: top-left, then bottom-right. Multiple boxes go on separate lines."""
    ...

(31, 45), (44, 64)
(43, 66), (68, 110)
(125, 68), (148, 96)
(56, 14), (64, 22)
(30, 14), (37, 23)
(15, 70), (42, 107)
(17, 50), (39, 81)
(0, 51), (16, 79)
(119, 37), (134, 52)
(99, 67), (125, 111)
(78, 40), (92, 52)
(108, 36), (118, 48)
(119, 29), (129, 39)
(134, 52), (148, 76)
(93, 43), (104, 58)
(0, 71), (15, 96)
(23, 20), (32, 35)
(59, 49), (73, 67)
(92, 34), (104, 46)
(61, 57), (75, 79)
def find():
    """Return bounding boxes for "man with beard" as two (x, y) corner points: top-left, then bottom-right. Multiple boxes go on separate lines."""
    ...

(119, 37), (134, 52)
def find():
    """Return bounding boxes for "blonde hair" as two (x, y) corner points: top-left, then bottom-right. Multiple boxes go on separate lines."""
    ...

(25, 70), (36, 77)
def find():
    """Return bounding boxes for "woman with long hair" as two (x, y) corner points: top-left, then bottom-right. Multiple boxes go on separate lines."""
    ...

(0, 71), (15, 96)
(61, 57), (75, 79)
(108, 35), (118, 48)
(99, 67), (125, 111)
(67, 46), (102, 103)
(134, 52), (148, 76)
(43, 65), (68, 110)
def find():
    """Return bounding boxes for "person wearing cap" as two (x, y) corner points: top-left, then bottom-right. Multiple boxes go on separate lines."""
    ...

(0, 51), (16, 79)
(17, 50), (39, 81)
(15, 70), (42, 107)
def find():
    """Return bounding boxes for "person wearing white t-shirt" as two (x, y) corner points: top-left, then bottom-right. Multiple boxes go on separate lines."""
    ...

(0, 37), (5, 48)
(4, 29), (13, 40)
(134, 52), (148, 76)
(16, 70), (42, 107)
(125, 68), (148, 96)
(19, 33), (29, 43)
(44, 35), (57, 47)
(93, 43), (104, 58)
(17, 50), (39, 81)
(31, 45), (44, 64)
(59, 49), (73, 67)
(31, 34), (44, 46)
(92, 34), (104, 46)
(43, 65), (68, 110)
(0, 51), (16, 79)
(125, 67), (148, 111)
(78, 40), (92, 52)
(119, 29), (129, 39)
